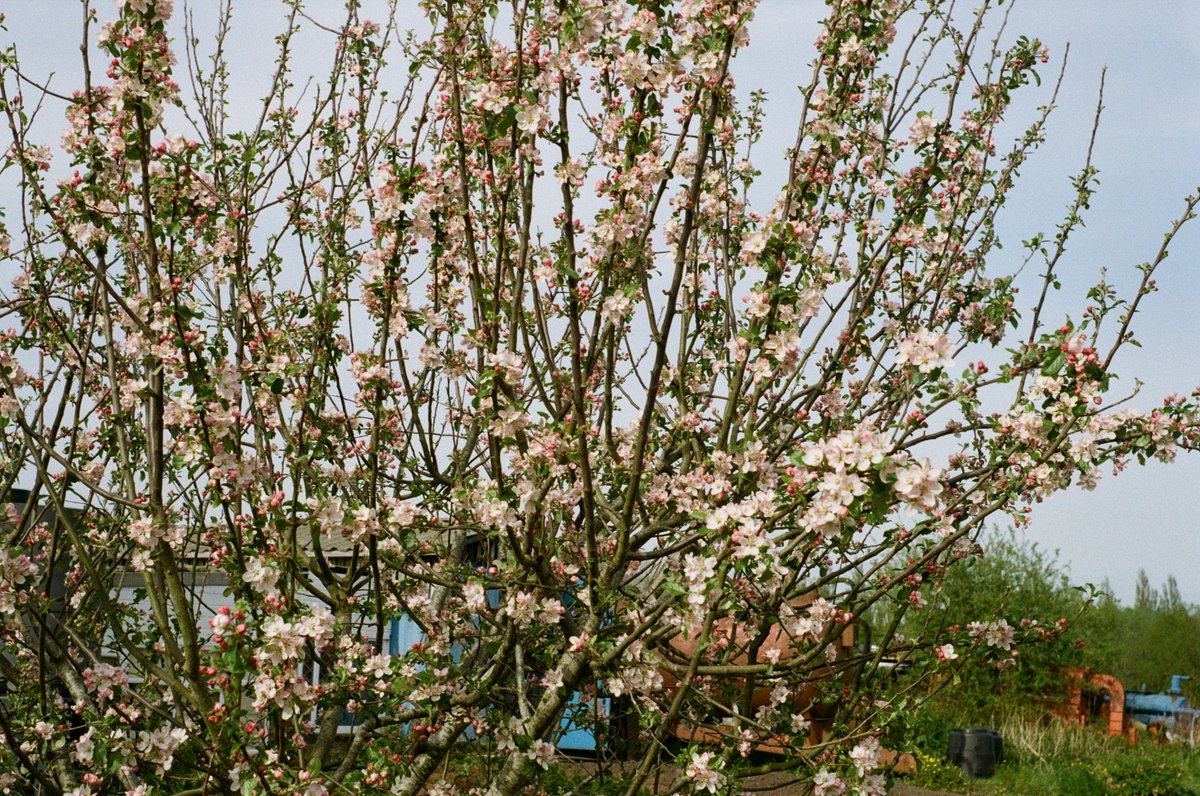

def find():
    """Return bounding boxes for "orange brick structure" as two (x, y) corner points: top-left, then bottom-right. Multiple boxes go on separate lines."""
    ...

(658, 592), (857, 753)
(1060, 667), (1130, 740)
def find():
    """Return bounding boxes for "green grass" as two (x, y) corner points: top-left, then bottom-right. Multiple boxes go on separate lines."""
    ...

(900, 712), (1200, 796)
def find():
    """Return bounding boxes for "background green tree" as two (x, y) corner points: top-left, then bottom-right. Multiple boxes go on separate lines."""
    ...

(920, 529), (1090, 718)
(887, 530), (1200, 727)
(1081, 571), (1200, 700)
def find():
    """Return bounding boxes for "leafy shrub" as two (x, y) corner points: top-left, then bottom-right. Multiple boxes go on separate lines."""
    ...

(904, 748), (970, 792)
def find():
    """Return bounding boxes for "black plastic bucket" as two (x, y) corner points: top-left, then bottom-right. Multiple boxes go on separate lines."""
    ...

(958, 728), (1002, 778)
(945, 728), (965, 765)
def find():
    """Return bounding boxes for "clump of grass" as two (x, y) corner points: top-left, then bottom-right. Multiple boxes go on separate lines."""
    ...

(994, 709), (1118, 766)
(972, 713), (1200, 796)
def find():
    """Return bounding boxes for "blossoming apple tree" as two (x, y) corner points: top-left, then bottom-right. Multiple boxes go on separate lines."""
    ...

(1, 0), (1198, 793)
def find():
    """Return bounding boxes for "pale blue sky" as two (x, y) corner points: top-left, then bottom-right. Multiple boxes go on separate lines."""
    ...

(3, 1), (1199, 603)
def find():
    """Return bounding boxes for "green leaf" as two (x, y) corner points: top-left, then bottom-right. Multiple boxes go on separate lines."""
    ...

(1040, 351), (1066, 376)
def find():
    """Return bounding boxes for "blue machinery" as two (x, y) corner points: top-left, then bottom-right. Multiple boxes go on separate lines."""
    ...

(1125, 675), (1198, 738)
